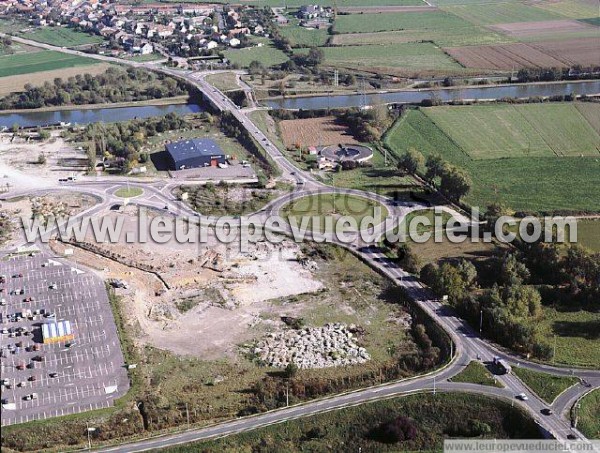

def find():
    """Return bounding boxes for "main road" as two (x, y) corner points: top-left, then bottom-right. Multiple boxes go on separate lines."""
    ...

(1, 35), (599, 451)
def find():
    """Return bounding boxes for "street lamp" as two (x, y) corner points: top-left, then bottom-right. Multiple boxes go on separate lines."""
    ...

(86, 423), (96, 450)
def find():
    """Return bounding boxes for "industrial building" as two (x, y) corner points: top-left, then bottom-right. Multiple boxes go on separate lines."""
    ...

(165, 138), (226, 170)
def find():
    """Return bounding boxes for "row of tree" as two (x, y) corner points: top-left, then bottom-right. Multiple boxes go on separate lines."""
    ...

(398, 148), (471, 202)
(0, 67), (187, 110)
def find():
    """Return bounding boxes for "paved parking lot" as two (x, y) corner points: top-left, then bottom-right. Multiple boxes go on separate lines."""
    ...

(0, 252), (129, 426)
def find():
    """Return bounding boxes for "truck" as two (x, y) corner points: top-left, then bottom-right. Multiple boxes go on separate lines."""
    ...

(493, 357), (512, 374)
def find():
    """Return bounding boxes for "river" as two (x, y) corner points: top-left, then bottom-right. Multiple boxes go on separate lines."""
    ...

(0, 103), (204, 129)
(2, 81), (599, 127)
(263, 80), (600, 110)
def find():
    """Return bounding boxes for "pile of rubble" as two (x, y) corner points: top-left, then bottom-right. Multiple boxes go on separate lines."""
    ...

(254, 323), (370, 369)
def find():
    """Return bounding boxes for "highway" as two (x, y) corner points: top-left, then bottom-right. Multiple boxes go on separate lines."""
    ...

(0, 35), (598, 451)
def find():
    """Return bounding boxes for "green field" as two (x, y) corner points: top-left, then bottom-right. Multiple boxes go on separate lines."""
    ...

(450, 361), (504, 387)
(512, 367), (579, 403)
(578, 389), (600, 439)
(528, 305), (600, 368)
(0, 50), (99, 78)
(534, 0), (600, 19)
(385, 107), (600, 213)
(444, 3), (565, 25)
(279, 21), (330, 47)
(425, 103), (600, 159)
(114, 187), (143, 198)
(333, 24), (510, 47)
(335, 10), (485, 34)
(575, 219), (600, 252)
(20, 27), (104, 47)
(161, 392), (542, 452)
(295, 42), (463, 73)
(282, 193), (387, 232)
(223, 43), (289, 68)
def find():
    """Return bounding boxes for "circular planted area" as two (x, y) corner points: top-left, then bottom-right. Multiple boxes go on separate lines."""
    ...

(114, 186), (143, 198)
(320, 144), (373, 163)
(282, 193), (387, 233)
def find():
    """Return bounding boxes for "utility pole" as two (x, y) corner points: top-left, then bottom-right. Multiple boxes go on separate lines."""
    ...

(186, 402), (190, 425)
(433, 375), (436, 395)
(479, 309), (483, 334)
(286, 380), (289, 407)
(553, 335), (557, 365)
(86, 423), (96, 451)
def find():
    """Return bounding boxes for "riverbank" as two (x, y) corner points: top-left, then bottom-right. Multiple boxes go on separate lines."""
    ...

(0, 95), (190, 114)
(261, 78), (600, 102)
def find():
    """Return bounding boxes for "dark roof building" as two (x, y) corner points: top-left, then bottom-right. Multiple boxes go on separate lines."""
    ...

(165, 138), (226, 170)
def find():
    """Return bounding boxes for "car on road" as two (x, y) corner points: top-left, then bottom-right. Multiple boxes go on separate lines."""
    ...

(541, 408), (553, 415)
(516, 393), (529, 401)
(23, 393), (38, 401)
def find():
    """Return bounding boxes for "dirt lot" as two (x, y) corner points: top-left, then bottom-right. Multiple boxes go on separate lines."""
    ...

(445, 42), (565, 70)
(47, 206), (324, 359)
(279, 116), (359, 149)
(490, 19), (596, 39)
(0, 62), (111, 96)
(0, 131), (89, 187)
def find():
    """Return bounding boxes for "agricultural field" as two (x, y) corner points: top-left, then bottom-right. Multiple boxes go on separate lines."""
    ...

(295, 43), (463, 75)
(332, 25), (510, 47)
(384, 107), (600, 213)
(162, 393), (542, 452)
(532, 37), (600, 67)
(578, 389), (600, 439)
(533, 0), (600, 19)
(0, 50), (100, 78)
(333, 10), (488, 34)
(445, 42), (566, 70)
(0, 62), (112, 96)
(424, 103), (600, 159)
(223, 43), (289, 68)
(278, 116), (359, 148)
(490, 19), (600, 41)
(19, 27), (104, 47)
(443, 3), (564, 26)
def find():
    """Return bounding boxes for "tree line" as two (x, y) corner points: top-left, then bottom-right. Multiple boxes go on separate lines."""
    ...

(0, 67), (187, 110)
(397, 148), (471, 202)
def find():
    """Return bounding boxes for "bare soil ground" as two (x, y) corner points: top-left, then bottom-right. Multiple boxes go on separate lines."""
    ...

(279, 116), (359, 149)
(490, 19), (596, 38)
(445, 42), (565, 69)
(48, 207), (324, 359)
(531, 37), (600, 67)
(0, 131), (88, 185)
(0, 63), (111, 96)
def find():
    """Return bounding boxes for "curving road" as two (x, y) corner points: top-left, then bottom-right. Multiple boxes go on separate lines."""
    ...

(1, 35), (598, 451)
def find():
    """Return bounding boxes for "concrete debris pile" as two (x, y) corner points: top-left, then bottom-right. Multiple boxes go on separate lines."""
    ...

(254, 323), (370, 369)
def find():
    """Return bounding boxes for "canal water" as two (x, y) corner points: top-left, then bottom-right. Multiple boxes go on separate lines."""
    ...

(263, 80), (600, 110)
(0, 103), (203, 129)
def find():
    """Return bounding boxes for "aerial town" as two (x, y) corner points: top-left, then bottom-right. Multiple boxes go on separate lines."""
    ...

(0, 0), (598, 452)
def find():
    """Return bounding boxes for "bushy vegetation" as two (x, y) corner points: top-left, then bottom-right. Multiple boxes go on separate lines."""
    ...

(0, 66), (187, 109)
(79, 112), (189, 172)
(578, 389), (600, 439)
(419, 238), (600, 364)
